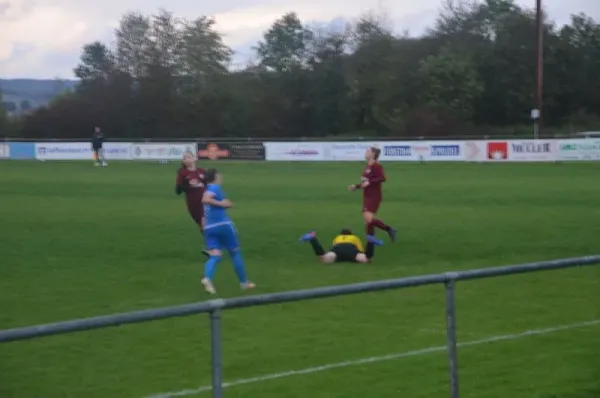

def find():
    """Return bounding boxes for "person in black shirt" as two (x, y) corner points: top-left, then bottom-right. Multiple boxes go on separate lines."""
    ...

(92, 126), (106, 166)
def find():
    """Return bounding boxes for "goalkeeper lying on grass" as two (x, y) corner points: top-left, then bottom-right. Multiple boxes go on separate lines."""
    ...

(299, 229), (383, 263)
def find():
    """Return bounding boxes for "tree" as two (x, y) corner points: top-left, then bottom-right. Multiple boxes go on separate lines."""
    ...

(20, 100), (32, 112)
(0, 90), (9, 134)
(115, 12), (152, 78)
(346, 15), (397, 132)
(74, 42), (115, 83)
(417, 48), (483, 124)
(256, 12), (312, 72)
(14, 4), (600, 139)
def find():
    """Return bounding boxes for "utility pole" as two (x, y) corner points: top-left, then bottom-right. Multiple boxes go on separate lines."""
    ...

(533, 0), (543, 139)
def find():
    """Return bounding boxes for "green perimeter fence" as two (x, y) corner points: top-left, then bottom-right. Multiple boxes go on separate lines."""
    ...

(1, 255), (600, 398)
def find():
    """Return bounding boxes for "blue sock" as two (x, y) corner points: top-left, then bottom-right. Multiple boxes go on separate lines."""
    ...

(204, 256), (221, 280)
(230, 250), (248, 283)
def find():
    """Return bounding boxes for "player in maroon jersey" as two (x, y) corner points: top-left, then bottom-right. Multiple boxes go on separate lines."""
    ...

(175, 151), (206, 230)
(349, 146), (397, 241)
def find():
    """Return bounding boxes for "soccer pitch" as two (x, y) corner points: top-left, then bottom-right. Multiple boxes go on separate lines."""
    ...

(1, 160), (599, 398)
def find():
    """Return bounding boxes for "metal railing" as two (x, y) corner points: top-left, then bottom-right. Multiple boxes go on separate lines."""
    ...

(1, 133), (581, 143)
(1, 255), (600, 398)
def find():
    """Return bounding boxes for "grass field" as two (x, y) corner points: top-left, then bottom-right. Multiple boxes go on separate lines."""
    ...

(1, 160), (599, 398)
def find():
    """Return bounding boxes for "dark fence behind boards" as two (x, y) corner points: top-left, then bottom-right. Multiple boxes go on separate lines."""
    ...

(2, 255), (600, 398)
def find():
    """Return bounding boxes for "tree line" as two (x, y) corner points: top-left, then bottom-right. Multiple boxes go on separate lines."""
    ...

(3, 0), (600, 139)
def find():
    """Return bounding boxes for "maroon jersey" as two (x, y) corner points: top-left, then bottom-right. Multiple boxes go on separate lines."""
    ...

(361, 162), (386, 202)
(176, 167), (206, 224)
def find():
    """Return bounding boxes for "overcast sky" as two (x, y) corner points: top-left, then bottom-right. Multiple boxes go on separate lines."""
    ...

(1, 0), (599, 79)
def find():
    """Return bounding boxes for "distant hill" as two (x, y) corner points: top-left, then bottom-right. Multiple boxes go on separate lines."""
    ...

(0, 79), (78, 115)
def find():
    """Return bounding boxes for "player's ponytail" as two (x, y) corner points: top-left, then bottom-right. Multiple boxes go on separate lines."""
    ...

(371, 146), (381, 160)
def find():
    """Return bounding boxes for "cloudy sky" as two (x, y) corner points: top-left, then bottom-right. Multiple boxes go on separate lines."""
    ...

(1, 0), (599, 79)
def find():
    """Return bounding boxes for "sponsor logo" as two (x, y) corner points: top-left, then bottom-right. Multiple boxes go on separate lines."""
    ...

(37, 146), (89, 154)
(384, 145), (412, 156)
(511, 142), (550, 153)
(105, 147), (128, 154)
(286, 148), (319, 155)
(331, 143), (370, 150)
(557, 140), (600, 160)
(560, 142), (600, 151)
(430, 145), (460, 156)
(134, 146), (185, 157)
(198, 143), (229, 160)
(412, 145), (429, 153)
(487, 142), (508, 160)
(465, 142), (481, 160)
(560, 144), (577, 151)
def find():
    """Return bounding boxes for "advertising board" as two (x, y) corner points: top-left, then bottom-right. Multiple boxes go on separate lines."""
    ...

(379, 142), (429, 161)
(325, 142), (377, 161)
(130, 143), (196, 160)
(0, 143), (8, 159)
(35, 142), (132, 160)
(265, 142), (325, 161)
(463, 141), (486, 161)
(426, 141), (464, 161)
(557, 139), (600, 160)
(8, 142), (35, 159)
(197, 142), (265, 160)
(507, 140), (557, 161)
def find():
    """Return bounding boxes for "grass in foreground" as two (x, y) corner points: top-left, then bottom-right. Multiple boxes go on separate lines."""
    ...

(0, 160), (599, 398)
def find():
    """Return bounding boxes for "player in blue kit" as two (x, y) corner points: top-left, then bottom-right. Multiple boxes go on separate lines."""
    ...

(201, 168), (256, 294)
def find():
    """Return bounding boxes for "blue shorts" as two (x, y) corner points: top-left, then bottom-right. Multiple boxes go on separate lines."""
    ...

(204, 222), (239, 252)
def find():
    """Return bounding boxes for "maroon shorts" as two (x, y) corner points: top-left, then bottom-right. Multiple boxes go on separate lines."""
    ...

(363, 198), (381, 213)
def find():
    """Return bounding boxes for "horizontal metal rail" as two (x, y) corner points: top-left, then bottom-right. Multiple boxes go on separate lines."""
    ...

(1, 134), (578, 143)
(2, 254), (599, 344)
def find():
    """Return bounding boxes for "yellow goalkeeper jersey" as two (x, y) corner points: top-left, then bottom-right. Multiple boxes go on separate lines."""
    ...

(332, 234), (364, 253)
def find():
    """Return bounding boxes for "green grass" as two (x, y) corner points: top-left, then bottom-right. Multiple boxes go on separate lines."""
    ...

(1, 160), (599, 398)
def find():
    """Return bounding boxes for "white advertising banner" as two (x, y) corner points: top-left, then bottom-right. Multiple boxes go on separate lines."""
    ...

(325, 142), (377, 161)
(0, 143), (9, 159)
(379, 142), (432, 161)
(104, 143), (132, 159)
(265, 142), (326, 161)
(130, 143), (196, 160)
(425, 141), (464, 161)
(463, 141), (487, 161)
(35, 142), (132, 160)
(507, 140), (557, 161)
(557, 139), (600, 160)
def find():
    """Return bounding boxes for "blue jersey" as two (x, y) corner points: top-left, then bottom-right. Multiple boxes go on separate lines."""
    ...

(204, 184), (231, 227)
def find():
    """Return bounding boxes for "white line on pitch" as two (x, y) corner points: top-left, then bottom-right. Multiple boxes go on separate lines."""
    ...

(143, 319), (600, 398)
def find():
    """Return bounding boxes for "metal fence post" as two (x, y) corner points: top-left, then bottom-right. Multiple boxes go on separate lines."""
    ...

(444, 273), (459, 398)
(209, 310), (223, 398)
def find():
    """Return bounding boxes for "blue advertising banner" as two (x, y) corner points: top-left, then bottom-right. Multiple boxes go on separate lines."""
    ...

(9, 142), (36, 159)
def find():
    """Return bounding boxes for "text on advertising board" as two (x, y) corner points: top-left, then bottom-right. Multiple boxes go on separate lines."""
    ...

(557, 139), (600, 160)
(197, 142), (265, 160)
(511, 142), (550, 153)
(430, 145), (460, 156)
(131, 144), (195, 160)
(264, 142), (324, 160)
(384, 145), (412, 156)
(35, 143), (131, 160)
(198, 143), (229, 160)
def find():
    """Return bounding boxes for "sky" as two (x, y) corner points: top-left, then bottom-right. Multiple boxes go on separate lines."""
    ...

(1, 0), (599, 79)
